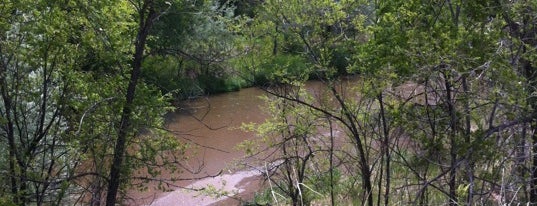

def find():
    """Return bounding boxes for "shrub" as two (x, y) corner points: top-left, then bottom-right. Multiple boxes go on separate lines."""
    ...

(256, 54), (311, 85)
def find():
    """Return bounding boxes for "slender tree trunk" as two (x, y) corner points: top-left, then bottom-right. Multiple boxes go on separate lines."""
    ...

(518, 123), (528, 201)
(530, 125), (537, 206)
(525, 59), (537, 203)
(419, 84), (436, 205)
(105, 3), (156, 205)
(521, 29), (537, 203)
(273, 24), (278, 55)
(377, 151), (384, 206)
(461, 76), (474, 205)
(328, 117), (335, 206)
(332, 87), (373, 206)
(446, 2), (461, 204)
(6, 117), (19, 205)
(443, 71), (458, 206)
(378, 93), (390, 206)
(0, 61), (20, 204)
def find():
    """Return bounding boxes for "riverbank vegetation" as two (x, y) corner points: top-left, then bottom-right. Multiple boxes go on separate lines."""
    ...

(235, 0), (537, 205)
(1, 0), (537, 205)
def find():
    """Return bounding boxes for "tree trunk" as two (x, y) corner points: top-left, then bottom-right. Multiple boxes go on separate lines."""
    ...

(501, 3), (537, 202)
(331, 86), (373, 206)
(521, 21), (537, 204)
(525, 60), (537, 203)
(105, 3), (156, 205)
(443, 71), (458, 206)
(328, 117), (335, 206)
(527, 94), (537, 203)
(462, 76), (474, 205)
(0, 57), (20, 204)
(379, 93), (391, 206)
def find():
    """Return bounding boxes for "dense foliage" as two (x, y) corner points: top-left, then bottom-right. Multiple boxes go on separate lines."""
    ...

(235, 0), (537, 205)
(0, 0), (186, 205)
(1, 0), (537, 205)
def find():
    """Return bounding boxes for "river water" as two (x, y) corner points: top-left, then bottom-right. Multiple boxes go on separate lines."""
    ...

(126, 78), (366, 205)
(126, 87), (269, 206)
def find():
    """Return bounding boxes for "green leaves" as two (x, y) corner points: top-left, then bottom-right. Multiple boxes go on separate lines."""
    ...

(235, 0), (367, 85)
(0, 0), (187, 204)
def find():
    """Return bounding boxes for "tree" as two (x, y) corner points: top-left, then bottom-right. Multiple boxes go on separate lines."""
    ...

(145, 0), (242, 98)
(0, 1), (184, 205)
(0, 1), (96, 204)
(104, 0), (174, 205)
(238, 0), (537, 205)
(357, 0), (531, 204)
(243, 92), (326, 206)
(497, 0), (537, 202)
(236, 0), (380, 205)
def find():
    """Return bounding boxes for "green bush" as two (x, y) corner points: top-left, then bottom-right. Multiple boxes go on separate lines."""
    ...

(198, 74), (244, 94)
(142, 56), (248, 99)
(141, 56), (183, 95)
(330, 46), (353, 75)
(256, 54), (311, 85)
(0, 196), (16, 206)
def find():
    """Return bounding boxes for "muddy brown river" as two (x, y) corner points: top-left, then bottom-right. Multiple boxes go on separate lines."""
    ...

(126, 87), (269, 206)
(124, 78), (362, 205)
